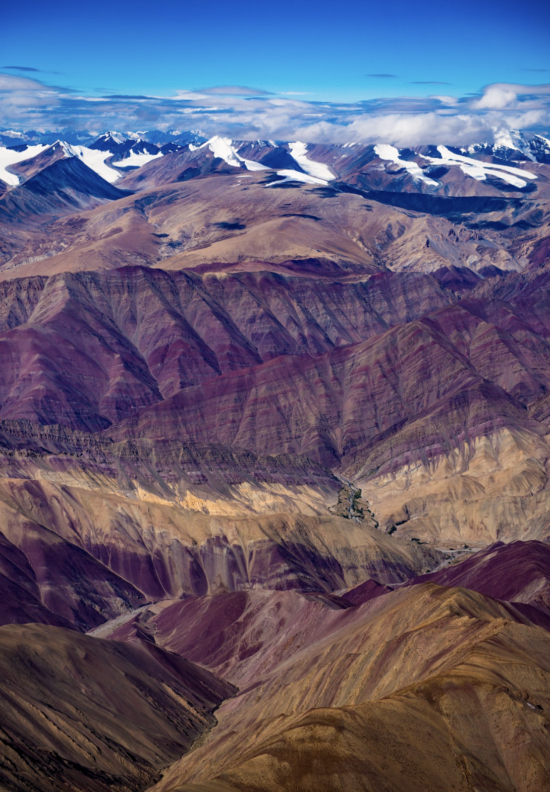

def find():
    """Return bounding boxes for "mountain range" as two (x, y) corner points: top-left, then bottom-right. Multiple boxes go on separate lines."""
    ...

(0, 125), (550, 792)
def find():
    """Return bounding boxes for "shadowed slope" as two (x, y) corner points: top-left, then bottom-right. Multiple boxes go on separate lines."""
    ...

(0, 157), (130, 222)
(0, 482), (147, 630)
(0, 624), (234, 792)
(0, 532), (74, 628)
(0, 473), (439, 610)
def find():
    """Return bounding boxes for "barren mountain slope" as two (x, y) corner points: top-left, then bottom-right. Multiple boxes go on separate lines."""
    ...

(0, 157), (129, 224)
(3, 264), (550, 546)
(1, 163), (548, 279)
(0, 267), (453, 429)
(0, 132), (549, 792)
(408, 540), (550, 615)
(0, 624), (234, 792)
(147, 584), (550, 792)
(0, 470), (440, 626)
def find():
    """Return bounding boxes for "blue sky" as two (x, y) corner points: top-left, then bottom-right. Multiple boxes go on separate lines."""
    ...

(1, 0), (549, 142)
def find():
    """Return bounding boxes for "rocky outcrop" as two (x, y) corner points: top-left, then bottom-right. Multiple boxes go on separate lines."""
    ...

(329, 484), (377, 523)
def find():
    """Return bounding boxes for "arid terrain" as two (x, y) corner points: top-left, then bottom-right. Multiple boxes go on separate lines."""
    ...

(0, 130), (550, 791)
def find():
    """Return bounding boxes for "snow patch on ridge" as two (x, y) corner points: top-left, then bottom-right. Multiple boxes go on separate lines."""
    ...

(422, 145), (538, 188)
(203, 136), (269, 172)
(97, 131), (126, 145)
(265, 169), (328, 187)
(289, 142), (335, 181)
(374, 144), (438, 186)
(111, 151), (162, 170)
(59, 143), (122, 183)
(491, 129), (536, 161)
(0, 144), (48, 186)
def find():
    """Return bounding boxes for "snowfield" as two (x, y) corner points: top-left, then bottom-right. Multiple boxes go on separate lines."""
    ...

(374, 144), (438, 186)
(64, 144), (122, 182)
(421, 145), (538, 189)
(265, 169), (328, 187)
(289, 142), (335, 181)
(0, 145), (48, 186)
(203, 136), (269, 172)
(111, 151), (162, 170)
(0, 141), (122, 186)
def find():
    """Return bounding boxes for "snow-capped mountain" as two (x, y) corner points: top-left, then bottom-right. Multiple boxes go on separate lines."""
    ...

(0, 129), (95, 147)
(88, 132), (129, 151)
(0, 140), (122, 187)
(140, 129), (207, 146)
(4, 126), (545, 171)
(1, 129), (549, 202)
(469, 131), (550, 164)
(88, 133), (171, 169)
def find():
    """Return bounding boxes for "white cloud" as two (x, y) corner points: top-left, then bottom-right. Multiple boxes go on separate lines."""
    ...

(287, 112), (501, 146)
(0, 73), (45, 91)
(472, 86), (517, 110)
(0, 74), (549, 147)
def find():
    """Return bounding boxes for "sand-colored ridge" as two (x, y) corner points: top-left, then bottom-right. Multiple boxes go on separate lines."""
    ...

(360, 426), (550, 543)
(148, 584), (550, 792)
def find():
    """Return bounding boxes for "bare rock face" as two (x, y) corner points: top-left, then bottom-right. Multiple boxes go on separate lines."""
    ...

(0, 267), (451, 430)
(0, 623), (234, 792)
(3, 260), (550, 622)
(329, 485), (377, 523)
(0, 415), (444, 631)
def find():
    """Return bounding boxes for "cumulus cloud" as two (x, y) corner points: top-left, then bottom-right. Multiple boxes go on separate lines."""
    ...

(290, 113), (501, 146)
(0, 73), (549, 146)
(472, 86), (519, 110)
